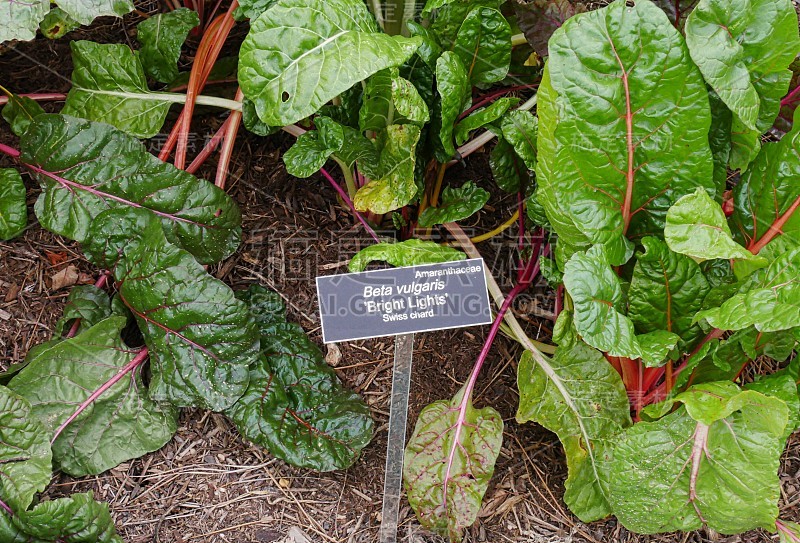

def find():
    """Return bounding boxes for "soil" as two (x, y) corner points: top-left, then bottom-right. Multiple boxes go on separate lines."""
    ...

(0, 5), (797, 543)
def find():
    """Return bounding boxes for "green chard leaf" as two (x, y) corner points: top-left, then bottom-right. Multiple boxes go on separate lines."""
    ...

(0, 0), (49, 43)
(0, 385), (52, 513)
(360, 69), (397, 133)
(234, 0), (277, 20)
(62, 41), (171, 138)
(417, 181), (489, 227)
(500, 109), (538, 171)
(695, 237), (800, 332)
(239, 0), (420, 126)
(512, 0), (587, 56)
(137, 8), (200, 84)
(392, 76), (429, 124)
(435, 51), (471, 160)
(84, 209), (259, 411)
(563, 245), (680, 366)
(8, 317), (178, 476)
(730, 108), (800, 252)
(665, 188), (766, 266)
(490, 136), (529, 193)
(54, 284), (122, 337)
(685, 0), (800, 169)
(54, 0), (132, 25)
(39, 7), (79, 39)
(2, 94), (45, 137)
(652, 0), (697, 28)
(628, 237), (711, 347)
(242, 97), (279, 136)
(536, 0), (714, 266)
(283, 117), (345, 178)
(0, 169), (27, 241)
(226, 286), (373, 471)
(407, 21), (442, 68)
(452, 6), (511, 85)
(6, 492), (123, 543)
(404, 386), (503, 542)
(428, 0), (503, 48)
(609, 382), (788, 534)
(745, 370), (800, 440)
(454, 97), (518, 146)
(21, 114), (242, 265)
(353, 124), (422, 214)
(517, 340), (631, 521)
(708, 91), (733, 195)
(348, 239), (465, 272)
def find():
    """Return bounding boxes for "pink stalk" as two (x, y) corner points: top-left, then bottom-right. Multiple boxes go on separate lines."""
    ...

(777, 521), (800, 543)
(51, 348), (149, 444)
(319, 167), (379, 243)
(186, 116), (232, 174)
(65, 273), (110, 339)
(0, 142), (21, 158)
(0, 498), (12, 517)
(441, 255), (539, 509)
(214, 88), (244, 190)
(459, 85), (537, 120)
(781, 84), (800, 107)
(0, 93), (66, 106)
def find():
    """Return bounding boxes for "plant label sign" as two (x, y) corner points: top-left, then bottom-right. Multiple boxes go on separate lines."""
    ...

(316, 258), (492, 343)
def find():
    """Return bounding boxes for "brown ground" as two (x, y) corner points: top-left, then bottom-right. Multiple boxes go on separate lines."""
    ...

(0, 5), (797, 543)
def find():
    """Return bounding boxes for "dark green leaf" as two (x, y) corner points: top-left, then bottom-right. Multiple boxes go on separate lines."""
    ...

(512, 0), (587, 56)
(417, 181), (489, 227)
(628, 237), (710, 347)
(283, 117), (344, 178)
(39, 7), (79, 39)
(0, 169), (27, 241)
(490, 136), (529, 193)
(435, 51), (471, 159)
(454, 97), (517, 146)
(652, 0), (697, 28)
(242, 97), (279, 136)
(0, 385), (52, 513)
(22, 114), (241, 265)
(406, 21), (442, 68)
(54, 284), (118, 337)
(62, 41), (171, 138)
(2, 94), (44, 137)
(501, 109), (537, 170)
(239, 0), (420, 126)
(404, 386), (503, 541)
(137, 8), (200, 84)
(708, 91), (732, 195)
(665, 188), (766, 265)
(226, 286), (373, 471)
(9, 492), (123, 543)
(348, 239), (465, 272)
(517, 340), (631, 521)
(452, 6), (511, 85)
(429, 0), (503, 48)
(9, 317), (178, 476)
(537, 0), (714, 266)
(609, 383), (787, 534)
(84, 209), (258, 411)
(353, 124), (422, 214)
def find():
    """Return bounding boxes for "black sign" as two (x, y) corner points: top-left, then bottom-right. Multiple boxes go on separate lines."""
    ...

(316, 258), (492, 343)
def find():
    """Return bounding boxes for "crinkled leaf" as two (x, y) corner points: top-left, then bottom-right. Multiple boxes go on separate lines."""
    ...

(729, 118), (763, 171)
(501, 109), (537, 170)
(609, 384), (787, 534)
(435, 51), (471, 159)
(62, 41), (171, 138)
(563, 245), (680, 366)
(39, 7), (79, 39)
(731, 108), (800, 251)
(454, 97), (517, 146)
(332, 127), (380, 176)
(652, 0), (697, 28)
(708, 91), (733, 194)
(84, 209), (258, 411)
(685, 0), (800, 135)
(225, 286), (373, 471)
(517, 340), (631, 521)
(0, 169), (27, 241)
(9, 317), (178, 476)
(0, 0), (48, 43)
(22, 114), (241, 265)
(283, 117), (344, 178)
(2, 94), (44, 137)
(452, 6), (511, 85)
(490, 136), (529, 193)
(513, 0), (586, 56)
(539, 255), (562, 287)
(628, 237), (710, 347)
(779, 520), (800, 543)
(348, 238), (465, 272)
(242, 97), (279, 136)
(745, 371), (800, 440)
(55, 0), (131, 25)
(537, 0), (714, 266)
(0, 385), (52, 513)
(429, 0), (503, 49)
(137, 8), (200, 84)
(665, 188), (766, 265)
(407, 21), (442, 68)
(695, 238), (800, 332)
(239, 0), (419, 126)
(234, 0), (276, 20)
(404, 386), (503, 541)
(9, 492), (122, 543)
(392, 76), (429, 124)
(417, 181), (489, 227)
(353, 124), (421, 214)
(360, 68), (396, 133)
(54, 284), (120, 337)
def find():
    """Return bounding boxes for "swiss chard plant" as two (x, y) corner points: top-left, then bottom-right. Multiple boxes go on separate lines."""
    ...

(1, 0), (799, 540)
